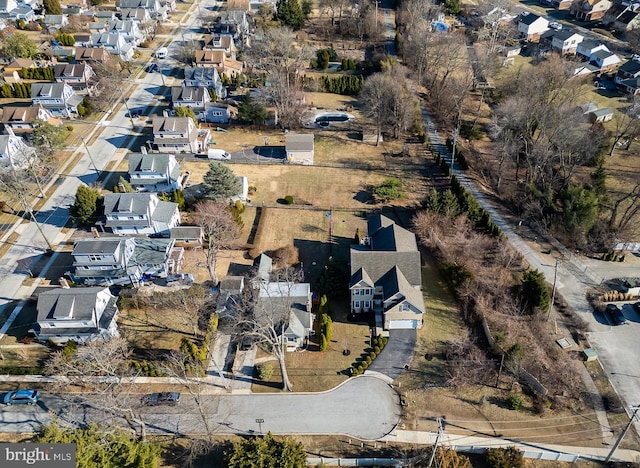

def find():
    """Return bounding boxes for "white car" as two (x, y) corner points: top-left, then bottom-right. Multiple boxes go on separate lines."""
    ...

(549, 22), (562, 30)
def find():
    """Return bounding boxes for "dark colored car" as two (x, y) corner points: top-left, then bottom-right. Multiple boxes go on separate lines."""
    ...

(146, 63), (158, 73)
(3, 389), (40, 406)
(606, 304), (627, 325)
(142, 392), (181, 406)
(633, 302), (640, 313)
(239, 335), (253, 351)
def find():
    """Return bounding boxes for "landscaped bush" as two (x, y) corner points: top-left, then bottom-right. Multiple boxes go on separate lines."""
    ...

(257, 362), (274, 380)
(508, 393), (523, 411)
(374, 346), (380, 354)
(485, 447), (524, 468)
(284, 195), (294, 205)
(0, 366), (42, 375)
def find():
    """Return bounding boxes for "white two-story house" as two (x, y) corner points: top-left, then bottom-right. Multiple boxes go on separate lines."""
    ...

(70, 237), (180, 286)
(106, 19), (144, 46)
(90, 32), (135, 61)
(128, 152), (183, 192)
(171, 86), (211, 112)
(103, 192), (180, 236)
(349, 215), (425, 332)
(152, 116), (202, 153)
(0, 135), (36, 170)
(550, 30), (583, 55)
(31, 83), (83, 117)
(34, 287), (120, 345)
(54, 63), (96, 91)
(517, 13), (549, 41)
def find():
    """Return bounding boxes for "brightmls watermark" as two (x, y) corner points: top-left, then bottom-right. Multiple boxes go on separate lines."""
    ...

(0, 444), (75, 467)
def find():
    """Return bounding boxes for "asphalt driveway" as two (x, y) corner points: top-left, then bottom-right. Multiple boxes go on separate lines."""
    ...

(368, 329), (417, 380)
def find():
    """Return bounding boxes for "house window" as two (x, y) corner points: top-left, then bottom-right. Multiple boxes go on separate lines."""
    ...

(400, 303), (410, 311)
(364, 301), (370, 309)
(128, 216), (135, 220)
(89, 255), (102, 261)
(353, 289), (360, 296)
(354, 301), (360, 309)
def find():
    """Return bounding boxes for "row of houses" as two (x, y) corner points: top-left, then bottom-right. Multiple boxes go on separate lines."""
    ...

(535, 0), (640, 29)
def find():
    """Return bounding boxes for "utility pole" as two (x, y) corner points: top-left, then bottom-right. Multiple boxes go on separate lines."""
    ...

(427, 417), (445, 468)
(81, 136), (100, 176)
(118, 88), (135, 129)
(546, 258), (560, 322)
(606, 405), (640, 462)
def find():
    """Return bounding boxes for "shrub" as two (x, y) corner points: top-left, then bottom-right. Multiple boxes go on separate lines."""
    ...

(369, 351), (376, 360)
(284, 195), (294, 205)
(508, 393), (523, 411)
(66, 125), (74, 132)
(257, 362), (274, 380)
(485, 447), (524, 468)
(62, 340), (77, 358)
(374, 346), (380, 354)
(374, 178), (403, 202)
(361, 361), (369, 370)
(319, 333), (329, 351)
(365, 356), (372, 365)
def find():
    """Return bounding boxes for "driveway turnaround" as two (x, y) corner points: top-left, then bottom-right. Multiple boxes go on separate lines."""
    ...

(1, 376), (401, 440)
(368, 330), (417, 380)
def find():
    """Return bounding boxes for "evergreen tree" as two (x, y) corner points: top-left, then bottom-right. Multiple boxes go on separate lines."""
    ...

(69, 185), (103, 225)
(174, 106), (198, 126)
(276, 0), (305, 30)
(237, 93), (269, 124)
(43, 0), (63, 14)
(521, 269), (551, 314)
(202, 161), (241, 200)
(226, 432), (307, 468)
(3, 33), (38, 59)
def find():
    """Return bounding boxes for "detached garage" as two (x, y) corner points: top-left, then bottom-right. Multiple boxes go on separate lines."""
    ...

(285, 133), (314, 165)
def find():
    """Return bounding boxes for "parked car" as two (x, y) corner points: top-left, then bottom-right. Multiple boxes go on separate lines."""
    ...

(142, 392), (180, 406)
(633, 302), (640, 313)
(166, 273), (194, 286)
(606, 304), (627, 325)
(3, 389), (40, 406)
(549, 22), (562, 30)
(239, 335), (253, 351)
(146, 63), (158, 73)
(594, 81), (606, 90)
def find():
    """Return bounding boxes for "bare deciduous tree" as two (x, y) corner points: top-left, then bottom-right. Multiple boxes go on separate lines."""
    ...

(44, 338), (148, 440)
(193, 199), (240, 284)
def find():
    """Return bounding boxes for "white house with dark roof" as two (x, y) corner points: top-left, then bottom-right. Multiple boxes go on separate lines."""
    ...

(285, 133), (314, 165)
(70, 237), (179, 285)
(589, 50), (621, 73)
(152, 116), (200, 153)
(183, 67), (225, 98)
(615, 60), (640, 85)
(171, 86), (211, 111)
(117, 0), (162, 14)
(119, 7), (151, 22)
(576, 40), (609, 60)
(90, 32), (135, 61)
(34, 287), (119, 344)
(106, 19), (144, 45)
(0, 135), (36, 170)
(127, 152), (183, 192)
(54, 63), (96, 90)
(517, 13), (549, 41)
(550, 30), (583, 55)
(103, 192), (180, 236)
(349, 215), (425, 331)
(31, 83), (83, 117)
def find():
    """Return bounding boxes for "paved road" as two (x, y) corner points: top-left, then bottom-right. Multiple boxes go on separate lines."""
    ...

(0, 376), (401, 440)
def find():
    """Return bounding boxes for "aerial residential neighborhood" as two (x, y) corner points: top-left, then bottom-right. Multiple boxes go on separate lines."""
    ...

(0, 0), (640, 465)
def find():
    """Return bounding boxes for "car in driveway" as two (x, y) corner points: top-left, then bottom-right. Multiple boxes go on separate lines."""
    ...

(606, 304), (627, 325)
(239, 335), (253, 351)
(3, 389), (40, 406)
(142, 392), (180, 406)
(146, 63), (158, 73)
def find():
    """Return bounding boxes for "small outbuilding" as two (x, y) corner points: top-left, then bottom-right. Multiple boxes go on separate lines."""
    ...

(285, 133), (314, 165)
(589, 108), (614, 123)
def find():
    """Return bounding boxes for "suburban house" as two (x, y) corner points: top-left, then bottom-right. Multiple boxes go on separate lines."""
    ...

(183, 67), (225, 99)
(12, 5), (36, 21)
(74, 47), (112, 64)
(2, 106), (61, 139)
(285, 133), (314, 165)
(70, 237), (180, 286)
(551, 0), (573, 10)
(194, 49), (244, 76)
(51, 48), (76, 62)
(615, 60), (640, 85)
(119, 7), (152, 22)
(94, 10), (117, 22)
(90, 32), (135, 61)
(54, 63), (96, 90)
(4, 58), (35, 73)
(550, 30), (583, 54)
(618, 77), (640, 95)
(117, 0), (162, 15)
(0, 135), (36, 170)
(349, 215), (425, 331)
(44, 14), (69, 31)
(102, 192), (181, 236)
(200, 104), (232, 124)
(202, 34), (238, 59)
(34, 287), (119, 345)
(215, 9), (250, 42)
(152, 116), (202, 153)
(258, 281), (314, 351)
(576, 40), (609, 60)
(0, 0), (18, 14)
(171, 86), (211, 111)
(31, 83), (83, 117)
(590, 50), (621, 73)
(571, 0), (612, 21)
(106, 19), (144, 45)
(614, 10), (640, 31)
(518, 13), (549, 41)
(127, 152), (183, 192)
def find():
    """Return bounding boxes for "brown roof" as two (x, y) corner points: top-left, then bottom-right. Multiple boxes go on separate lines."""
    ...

(5, 58), (36, 70)
(74, 47), (111, 63)
(195, 49), (225, 65)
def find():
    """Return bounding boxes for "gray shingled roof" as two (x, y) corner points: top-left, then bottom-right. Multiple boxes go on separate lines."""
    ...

(131, 238), (174, 265)
(103, 192), (154, 215)
(128, 153), (181, 182)
(171, 86), (207, 103)
(72, 238), (123, 255)
(37, 287), (110, 322)
(31, 83), (67, 99)
(519, 13), (544, 25)
(286, 133), (314, 152)
(170, 226), (203, 240)
(378, 266), (425, 314)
